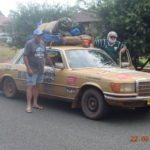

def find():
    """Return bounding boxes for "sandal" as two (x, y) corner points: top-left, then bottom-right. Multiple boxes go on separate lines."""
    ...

(32, 104), (43, 110)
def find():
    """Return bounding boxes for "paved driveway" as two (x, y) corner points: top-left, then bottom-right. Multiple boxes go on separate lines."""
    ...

(0, 92), (150, 150)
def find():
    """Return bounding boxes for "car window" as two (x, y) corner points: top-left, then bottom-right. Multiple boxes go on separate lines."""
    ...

(11, 49), (23, 64)
(65, 49), (117, 68)
(16, 56), (24, 64)
(47, 50), (63, 65)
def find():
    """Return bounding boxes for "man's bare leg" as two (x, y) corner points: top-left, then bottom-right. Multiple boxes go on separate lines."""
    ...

(32, 85), (43, 109)
(26, 86), (33, 112)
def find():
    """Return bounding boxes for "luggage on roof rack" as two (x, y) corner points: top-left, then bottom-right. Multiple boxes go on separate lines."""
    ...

(38, 17), (93, 47)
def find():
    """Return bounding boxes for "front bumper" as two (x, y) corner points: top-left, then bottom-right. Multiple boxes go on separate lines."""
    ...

(104, 92), (150, 108)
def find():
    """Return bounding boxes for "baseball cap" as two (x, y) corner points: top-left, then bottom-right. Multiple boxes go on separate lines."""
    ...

(33, 28), (43, 36)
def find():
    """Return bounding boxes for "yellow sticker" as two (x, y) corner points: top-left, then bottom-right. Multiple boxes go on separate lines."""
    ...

(147, 98), (150, 105)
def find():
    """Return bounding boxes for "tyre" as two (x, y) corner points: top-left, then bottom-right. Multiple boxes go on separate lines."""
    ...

(3, 77), (18, 98)
(81, 88), (109, 120)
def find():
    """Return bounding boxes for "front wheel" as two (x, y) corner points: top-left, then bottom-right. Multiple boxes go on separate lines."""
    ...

(81, 88), (109, 120)
(3, 77), (18, 98)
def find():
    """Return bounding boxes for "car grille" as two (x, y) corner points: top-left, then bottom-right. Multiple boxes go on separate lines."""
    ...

(137, 80), (150, 96)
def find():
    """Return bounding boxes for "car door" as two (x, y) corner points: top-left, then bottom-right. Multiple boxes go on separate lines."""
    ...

(119, 49), (134, 69)
(44, 49), (73, 99)
(13, 55), (27, 91)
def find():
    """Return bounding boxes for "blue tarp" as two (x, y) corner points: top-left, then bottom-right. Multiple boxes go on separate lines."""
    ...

(70, 27), (81, 36)
(42, 32), (63, 44)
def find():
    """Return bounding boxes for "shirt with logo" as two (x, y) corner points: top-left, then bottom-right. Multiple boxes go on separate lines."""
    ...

(94, 39), (125, 61)
(23, 39), (47, 74)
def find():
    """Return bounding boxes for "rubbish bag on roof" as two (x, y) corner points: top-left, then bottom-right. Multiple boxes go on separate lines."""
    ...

(70, 27), (81, 36)
(39, 17), (73, 34)
(58, 17), (72, 31)
(39, 21), (58, 34)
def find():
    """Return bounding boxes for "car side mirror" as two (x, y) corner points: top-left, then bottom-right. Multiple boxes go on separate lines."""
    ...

(55, 63), (64, 69)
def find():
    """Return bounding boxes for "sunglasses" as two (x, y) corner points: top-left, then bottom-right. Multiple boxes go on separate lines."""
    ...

(110, 36), (117, 39)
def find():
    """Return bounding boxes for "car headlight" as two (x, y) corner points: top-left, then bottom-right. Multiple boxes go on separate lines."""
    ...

(111, 83), (135, 93)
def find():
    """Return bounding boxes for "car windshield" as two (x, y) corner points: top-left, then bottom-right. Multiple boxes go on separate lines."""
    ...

(65, 49), (117, 68)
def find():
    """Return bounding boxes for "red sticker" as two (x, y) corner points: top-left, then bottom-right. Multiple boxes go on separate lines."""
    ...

(117, 74), (131, 79)
(67, 76), (77, 85)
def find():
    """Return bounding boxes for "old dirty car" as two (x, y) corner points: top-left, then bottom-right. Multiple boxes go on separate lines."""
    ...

(0, 46), (150, 120)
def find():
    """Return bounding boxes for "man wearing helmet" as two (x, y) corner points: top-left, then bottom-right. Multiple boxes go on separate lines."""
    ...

(94, 31), (127, 62)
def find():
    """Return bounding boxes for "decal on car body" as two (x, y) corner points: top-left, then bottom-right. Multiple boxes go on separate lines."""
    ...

(66, 87), (77, 94)
(67, 76), (77, 85)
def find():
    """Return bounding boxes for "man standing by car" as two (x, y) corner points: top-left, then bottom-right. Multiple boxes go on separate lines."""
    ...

(94, 31), (127, 63)
(23, 28), (53, 113)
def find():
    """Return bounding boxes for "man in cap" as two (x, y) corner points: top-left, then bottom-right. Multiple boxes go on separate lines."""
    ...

(94, 31), (127, 62)
(23, 28), (53, 113)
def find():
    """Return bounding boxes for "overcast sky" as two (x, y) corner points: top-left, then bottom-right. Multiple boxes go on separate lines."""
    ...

(0, 0), (77, 16)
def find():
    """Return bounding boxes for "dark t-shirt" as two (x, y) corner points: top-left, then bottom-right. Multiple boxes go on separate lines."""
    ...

(94, 39), (125, 61)
(23, 39), (47, 74)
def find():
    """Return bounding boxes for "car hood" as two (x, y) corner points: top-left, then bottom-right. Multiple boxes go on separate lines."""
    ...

(71, 67), (150, 82)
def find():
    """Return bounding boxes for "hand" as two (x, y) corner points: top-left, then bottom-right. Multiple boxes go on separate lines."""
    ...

(90, 43), (94, 47)
(46, 56), (54, 67)
(27, 68), (33, 76)
(120, 48), (126, 53)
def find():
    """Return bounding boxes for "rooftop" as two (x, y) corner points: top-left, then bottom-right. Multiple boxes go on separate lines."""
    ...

(73, 10), (99, 23)
(0, 15), (10, 26)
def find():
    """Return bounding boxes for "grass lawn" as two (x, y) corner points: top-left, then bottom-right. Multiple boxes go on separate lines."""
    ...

(0, 43), (18, 62)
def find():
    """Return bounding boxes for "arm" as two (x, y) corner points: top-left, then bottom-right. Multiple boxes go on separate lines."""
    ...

(45, 54), (54, 67)
(120, 45), (127, 53)
(44, 46), (54, 67)
(94, 39), (103, 49)
(119, 42), (127, 53)
(23, 55), (33, 74)
(23, 41), (33, 74)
